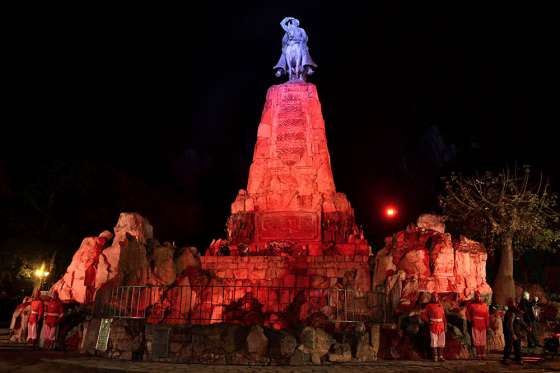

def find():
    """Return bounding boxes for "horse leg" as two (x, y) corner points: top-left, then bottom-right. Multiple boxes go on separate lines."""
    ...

(294, 49), (299, 79)
(296, 49), (302, 79)
(287, 53), (292, 80)
(289, 58), (293, 80)
(290, 54), (296, 80)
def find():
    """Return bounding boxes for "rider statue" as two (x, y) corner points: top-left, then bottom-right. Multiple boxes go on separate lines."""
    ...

(273, 17), (317, 81)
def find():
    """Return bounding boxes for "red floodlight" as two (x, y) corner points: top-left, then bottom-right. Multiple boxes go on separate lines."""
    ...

(385, 207), (397, 218)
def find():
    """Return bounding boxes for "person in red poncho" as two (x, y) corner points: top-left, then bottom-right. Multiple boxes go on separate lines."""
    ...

(421, 292), (447, 362)
(467, 290), (490, 359)
(42, 290), (64, 349)
(27, 289), (43, 346)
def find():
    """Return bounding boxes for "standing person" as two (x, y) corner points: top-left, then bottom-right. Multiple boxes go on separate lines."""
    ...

(42, 290), (64, 350)
(519, 291), (539, 347)
(467, 291), (490, 359)
(502, 298), (527, 365)
(26, 289), (43, 347)
(421, 292), (447, 362)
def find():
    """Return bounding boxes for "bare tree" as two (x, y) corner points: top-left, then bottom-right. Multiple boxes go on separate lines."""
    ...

(439, 165), (560, 305)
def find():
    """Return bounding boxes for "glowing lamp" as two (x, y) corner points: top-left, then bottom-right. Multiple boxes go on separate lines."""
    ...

(385, 207), (397, 218)
(34, 264), (49, 279)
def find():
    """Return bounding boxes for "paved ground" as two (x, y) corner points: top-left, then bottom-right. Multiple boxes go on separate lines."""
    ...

(1, 349), (558, 373)
(1, 330), (559, 373)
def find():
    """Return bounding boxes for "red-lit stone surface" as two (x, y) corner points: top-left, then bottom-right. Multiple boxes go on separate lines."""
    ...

(95, 213), (153, 287)
(225, 81), (369, 255)
(201, 256), (370, 293)
(373, 214), (492, 306)
(178, 256), (372, 325)
(173, 82), (375, 325)
(50, 213), (153, 304)
(182, 82), (374, 325)
(50, 236), (106, 304)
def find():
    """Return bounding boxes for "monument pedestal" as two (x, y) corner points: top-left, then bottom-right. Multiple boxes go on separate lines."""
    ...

(201, 81), (372, 323)
(224, 81), (369, 255)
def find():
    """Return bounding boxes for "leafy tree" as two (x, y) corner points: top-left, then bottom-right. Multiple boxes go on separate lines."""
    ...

(439, 166), (560, 305)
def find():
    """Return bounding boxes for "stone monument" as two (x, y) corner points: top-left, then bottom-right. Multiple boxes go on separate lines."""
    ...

(225, 17), (369, 257)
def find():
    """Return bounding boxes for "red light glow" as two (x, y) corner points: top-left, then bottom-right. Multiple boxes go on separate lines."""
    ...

(385, 207), (397, 218)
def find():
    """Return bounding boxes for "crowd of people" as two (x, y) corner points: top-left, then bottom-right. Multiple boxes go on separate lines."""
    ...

(420, 290), (541, 364)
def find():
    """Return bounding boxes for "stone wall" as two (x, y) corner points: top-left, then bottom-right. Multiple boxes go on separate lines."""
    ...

(86, 318), (381, 365)
(201, 256), (371, 294)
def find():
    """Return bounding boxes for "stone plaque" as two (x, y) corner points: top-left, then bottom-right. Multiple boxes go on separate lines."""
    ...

(275, 95), (307, 166)
(95, 318), (112, 352)
(152, 327), (170, 359)
(257, 212), (319, 240)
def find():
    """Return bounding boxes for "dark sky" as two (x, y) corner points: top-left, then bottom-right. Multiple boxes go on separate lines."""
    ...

(1, 2), (559, 261)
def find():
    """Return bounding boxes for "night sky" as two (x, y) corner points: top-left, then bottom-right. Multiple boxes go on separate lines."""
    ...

(1, 2), (559, 270)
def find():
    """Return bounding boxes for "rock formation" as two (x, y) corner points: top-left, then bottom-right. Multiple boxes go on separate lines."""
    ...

(95, 212), (153, 287)
(373, 214), (492, 321)
(50, 231), (112, 304)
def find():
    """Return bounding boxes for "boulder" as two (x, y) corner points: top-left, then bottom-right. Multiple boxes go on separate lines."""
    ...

(290, 347), (310, 365)
(151, 244), (176, 285)
(311, 352), (322, 365)
(118, 234), (150, 286)
(328, 342), (352, 362)
(417, 214), (446, 233)
(373, 246), (397, 288)
(109, 319), (143, 354)
(96, 213), (153, 287)
(399, 249), (430, 278)
(222, 324), (247, 354)
(279, 332), (297, 357)
(299, 327), (334, 358)
(269, 330), (297, 359)
(308, 311), (330, 329)
(163, 275), (194, 324)
(174, 246), (201, 275)
(356, 332), (376, 362)
(370, 324), (381, 359)
(246, 325), (268, 357)
(430, 233), (454, 278)
(50, 233), (108, 303)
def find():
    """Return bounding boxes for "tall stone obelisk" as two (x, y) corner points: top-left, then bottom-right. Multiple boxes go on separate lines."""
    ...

(225, 18), (369, 256)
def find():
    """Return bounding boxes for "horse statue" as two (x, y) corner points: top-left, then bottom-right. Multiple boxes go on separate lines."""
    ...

(273, 17), (317, 81)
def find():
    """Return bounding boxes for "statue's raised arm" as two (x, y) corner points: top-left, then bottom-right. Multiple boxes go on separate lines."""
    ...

(280, 17), (294, 32)
(273, 17), (317, 81)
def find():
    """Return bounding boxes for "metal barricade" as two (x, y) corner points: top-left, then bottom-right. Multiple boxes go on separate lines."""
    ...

(93, 285), (368, 324)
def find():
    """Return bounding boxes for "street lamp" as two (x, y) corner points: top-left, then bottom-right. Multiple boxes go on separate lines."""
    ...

(34, 263), (50, 290)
